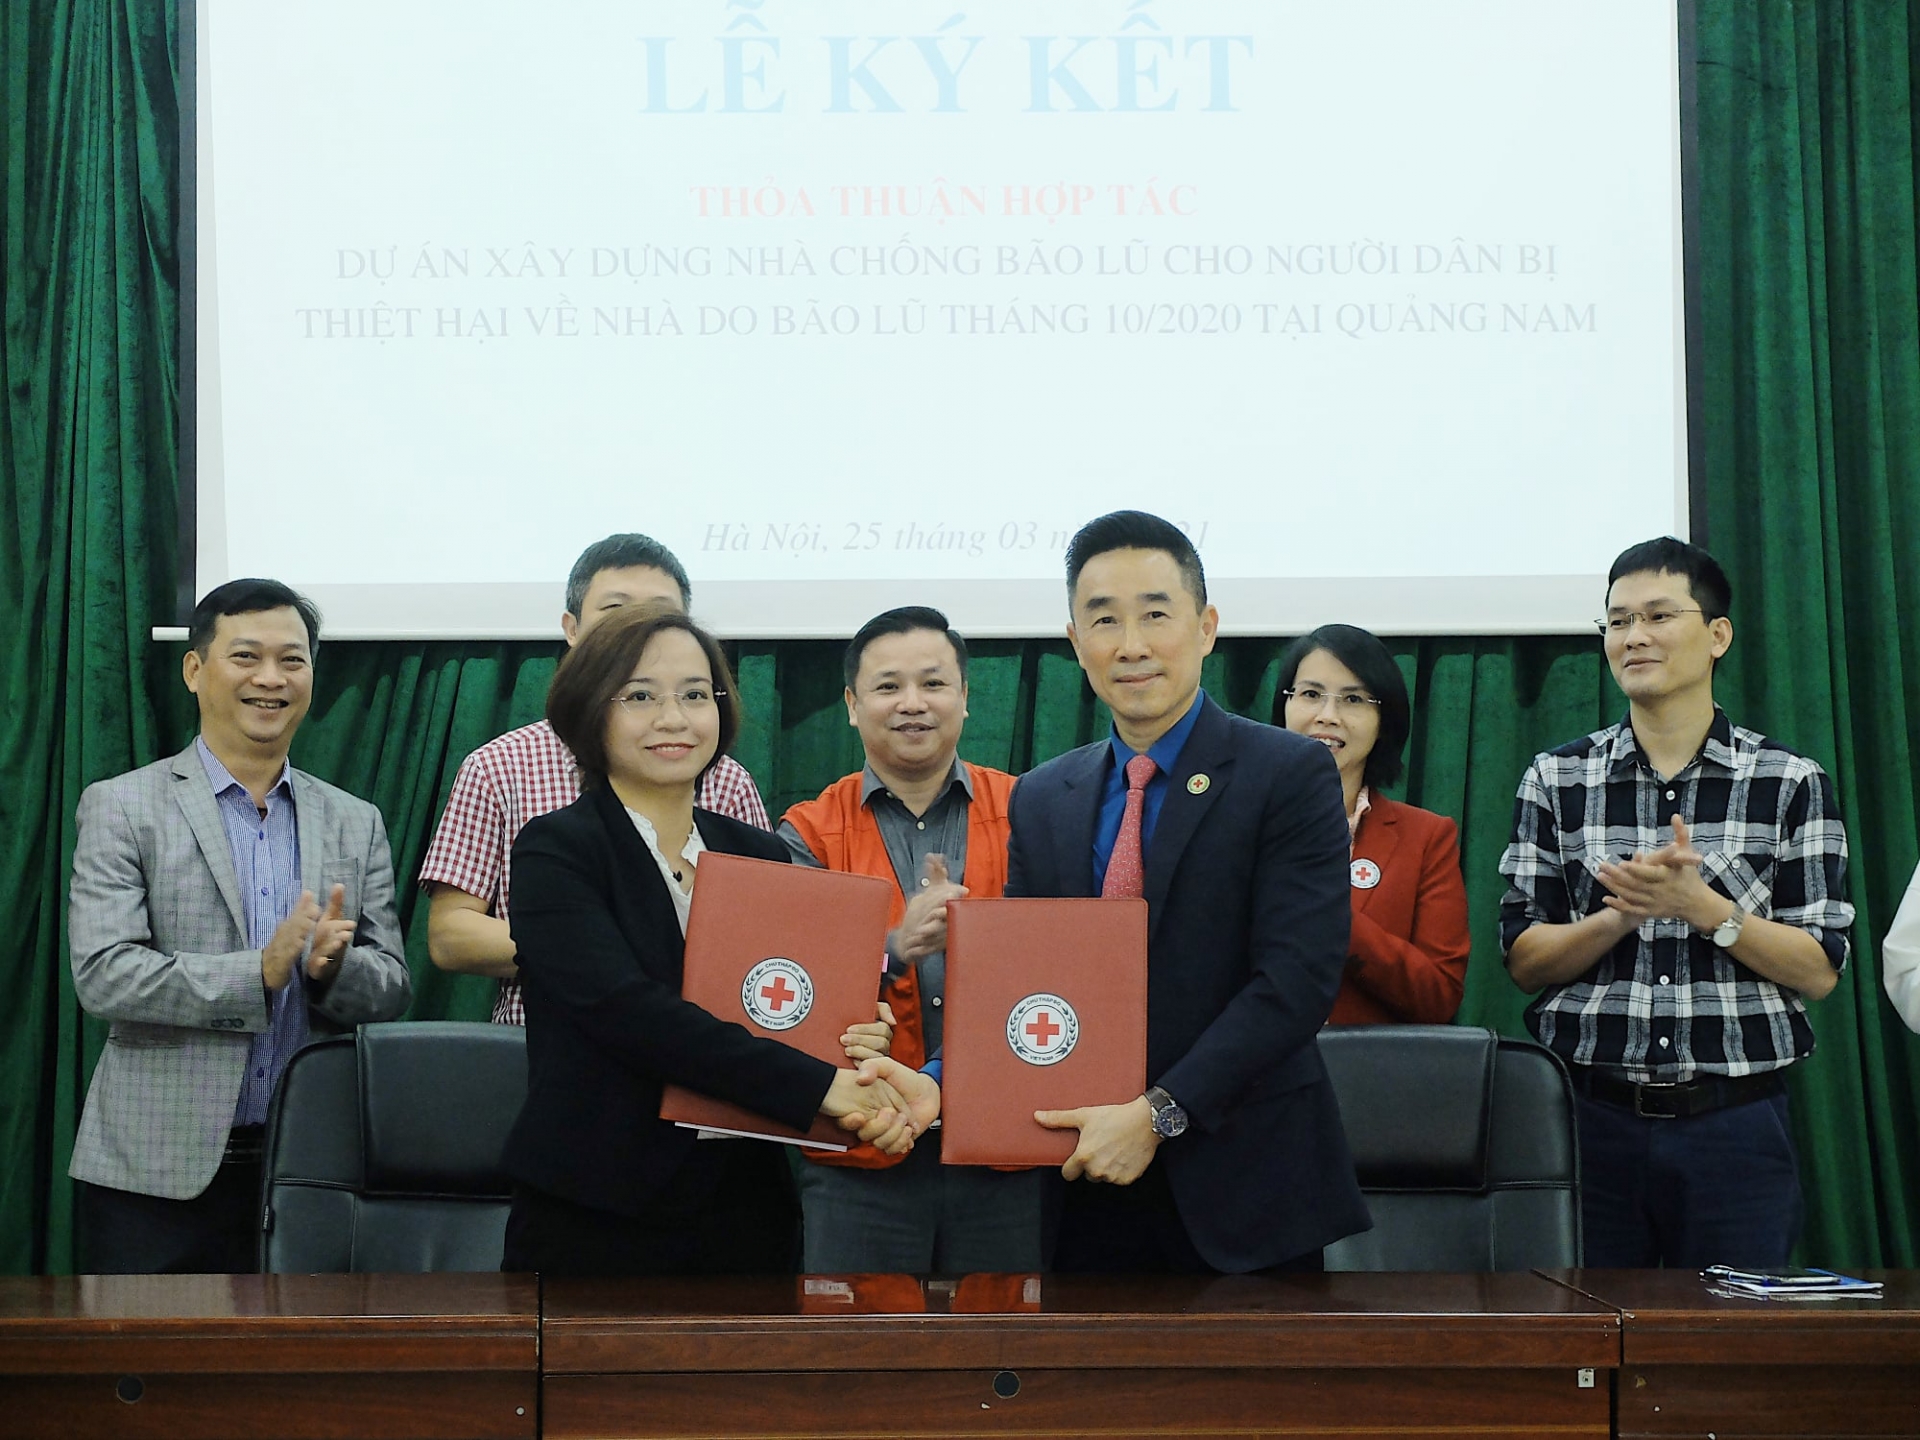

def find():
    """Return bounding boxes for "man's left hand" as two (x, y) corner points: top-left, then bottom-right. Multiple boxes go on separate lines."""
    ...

(304, 884), (355, 982)
(1036, 1096), (1161, 1184)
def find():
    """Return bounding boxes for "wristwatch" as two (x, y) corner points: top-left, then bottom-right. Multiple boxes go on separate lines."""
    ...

(1711, 905), (1746, 949)
(1145, 1086), (1188, 1140)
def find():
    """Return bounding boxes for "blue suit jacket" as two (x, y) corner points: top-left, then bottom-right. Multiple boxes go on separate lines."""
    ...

(1006, 694), (1370, 1271)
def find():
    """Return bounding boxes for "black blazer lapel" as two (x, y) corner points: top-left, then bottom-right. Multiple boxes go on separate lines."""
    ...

(1050, 742), (1110, 898)
(1144, 695), (1233, 941)
(588, 785), (687, 980)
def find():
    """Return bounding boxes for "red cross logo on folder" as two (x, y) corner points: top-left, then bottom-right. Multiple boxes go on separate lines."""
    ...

(742, 957), (814, 1032)
(1008, 993), (1079, 1067)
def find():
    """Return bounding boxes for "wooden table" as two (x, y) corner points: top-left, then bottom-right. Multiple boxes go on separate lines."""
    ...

(36, 1268), (1910, 1438)
(543, 1271), (1621, 1439)
(1543, 1269), (1920, 1439)
(0, 1272), (539, 1439)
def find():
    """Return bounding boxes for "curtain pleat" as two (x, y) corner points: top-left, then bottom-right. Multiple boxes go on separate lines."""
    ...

(1, 0), (178, 1275)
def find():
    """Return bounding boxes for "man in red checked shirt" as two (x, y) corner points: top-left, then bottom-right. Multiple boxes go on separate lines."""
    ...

(418, 534), (770, 1024)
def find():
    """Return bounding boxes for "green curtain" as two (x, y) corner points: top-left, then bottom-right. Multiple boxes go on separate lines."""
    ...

(1686, 0), (1920, 1266)
(1, 0), (181, 1276)
(4, 0), (1919, 1275)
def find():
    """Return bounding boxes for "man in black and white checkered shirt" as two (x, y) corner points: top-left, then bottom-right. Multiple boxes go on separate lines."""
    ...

(1500, 537), (1852, 1268)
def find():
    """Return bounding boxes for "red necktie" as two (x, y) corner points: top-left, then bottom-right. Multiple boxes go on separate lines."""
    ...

(1102, 754), (1158, 899)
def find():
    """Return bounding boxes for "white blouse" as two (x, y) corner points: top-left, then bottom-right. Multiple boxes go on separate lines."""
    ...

(624, 807), (707, 936)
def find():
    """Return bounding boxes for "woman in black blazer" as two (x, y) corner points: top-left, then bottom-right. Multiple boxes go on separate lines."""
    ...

(500, 604), (935, 1276)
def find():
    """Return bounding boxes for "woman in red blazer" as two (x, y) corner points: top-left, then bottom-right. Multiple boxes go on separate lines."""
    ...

(1274, 625), (1470, 1025)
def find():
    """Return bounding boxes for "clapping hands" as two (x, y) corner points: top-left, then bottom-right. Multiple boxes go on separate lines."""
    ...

(261, 883), (354, 989)
(1597, 815), (1722, 930)
(888, 854), (968, 963)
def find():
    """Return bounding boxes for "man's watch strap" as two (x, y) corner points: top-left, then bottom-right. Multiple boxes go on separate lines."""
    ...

(1711, 906), (1747, 949)
(1145, 1086), (1188, 1139)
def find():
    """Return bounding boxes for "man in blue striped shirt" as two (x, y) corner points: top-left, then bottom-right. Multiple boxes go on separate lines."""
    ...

(69, 579), (411, 1273)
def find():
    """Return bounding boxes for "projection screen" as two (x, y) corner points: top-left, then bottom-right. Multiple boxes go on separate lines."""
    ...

(186, 0), (1691, 638)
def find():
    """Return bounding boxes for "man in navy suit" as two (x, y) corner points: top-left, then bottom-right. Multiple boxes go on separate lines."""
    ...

(1010, 511), (1369, 1274)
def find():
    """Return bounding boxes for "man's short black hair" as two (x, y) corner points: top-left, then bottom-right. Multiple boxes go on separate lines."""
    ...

(844, 606), (969, 690)
(188, 579), (322, 656)
(1606, 536), (1732, 621)
(1273, 624), (1412, 790)
(1064, 510), (1207, 611)
(565, 533), (693, 617)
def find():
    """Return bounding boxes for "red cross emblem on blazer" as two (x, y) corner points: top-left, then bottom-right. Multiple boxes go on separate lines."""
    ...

(1350, 858), (1382, 890)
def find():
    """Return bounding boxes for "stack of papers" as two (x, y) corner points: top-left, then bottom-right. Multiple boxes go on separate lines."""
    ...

(1702, 1266), (1884, 1301)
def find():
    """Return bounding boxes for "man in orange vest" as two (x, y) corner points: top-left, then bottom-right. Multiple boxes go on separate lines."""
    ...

(780, 606), (1040, 1273)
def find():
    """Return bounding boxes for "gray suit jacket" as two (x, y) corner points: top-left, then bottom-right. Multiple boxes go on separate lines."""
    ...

(68, 743), (412, 1199)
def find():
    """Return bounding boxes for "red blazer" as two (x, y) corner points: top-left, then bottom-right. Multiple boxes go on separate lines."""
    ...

(1330, 794), (1471, 1025)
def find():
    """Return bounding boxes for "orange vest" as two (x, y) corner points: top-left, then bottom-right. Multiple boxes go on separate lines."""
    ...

(783, 762), (1016, 1169)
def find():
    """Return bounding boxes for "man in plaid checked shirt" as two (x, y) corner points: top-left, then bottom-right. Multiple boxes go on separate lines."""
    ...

(1500, 537), (1852, 1269)
(419, 534), (770, 1025)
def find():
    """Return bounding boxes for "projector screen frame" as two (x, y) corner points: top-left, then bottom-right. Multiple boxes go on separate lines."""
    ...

(175, 0), (200, 631)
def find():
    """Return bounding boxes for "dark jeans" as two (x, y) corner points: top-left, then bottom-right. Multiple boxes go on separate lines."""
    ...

(1048, 1160), (1324, 1276)
(78, 1159), (263, 1274)
(795, 1128), (1047, 1273)
(504, 1139), (800, 1277)
(1576, 1085), (1803, 1268)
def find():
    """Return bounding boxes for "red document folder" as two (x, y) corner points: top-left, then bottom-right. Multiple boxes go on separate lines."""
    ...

(659, 853), (892, 1150)
(939, 898), (1148, 1167)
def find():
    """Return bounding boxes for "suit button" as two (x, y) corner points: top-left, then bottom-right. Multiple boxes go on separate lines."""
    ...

(931, 996), (943, 1007)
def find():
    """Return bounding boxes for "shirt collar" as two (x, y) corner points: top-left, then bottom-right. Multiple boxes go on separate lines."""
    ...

(625, 807), (707, 867)
(1606, 707), (1736, 781)
(1347, 786), (1372, 843)
(1108, 688), (1207, 775)
(860, 755), (973, 807)
(196, 735), (293, 802)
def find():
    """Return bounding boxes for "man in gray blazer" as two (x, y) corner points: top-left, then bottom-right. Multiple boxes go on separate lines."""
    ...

(68, 579), (411, 1273)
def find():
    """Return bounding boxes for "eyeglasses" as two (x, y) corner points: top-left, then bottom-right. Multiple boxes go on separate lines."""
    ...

(1594, 608), (1704, 636)
(1282, 687), (1383, 712)
(614, 687), (725, 714)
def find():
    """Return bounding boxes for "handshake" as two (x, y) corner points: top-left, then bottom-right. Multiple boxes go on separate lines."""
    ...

(821, 1057), (942, 1156)
(818, 1003), (940, 1155)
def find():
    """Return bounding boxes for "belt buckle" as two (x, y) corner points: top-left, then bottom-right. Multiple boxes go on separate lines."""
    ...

(1633, 1083), (1683, 1119)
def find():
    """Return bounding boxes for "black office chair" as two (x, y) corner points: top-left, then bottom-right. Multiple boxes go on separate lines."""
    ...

(259, 1021), (527, 1272)
(1317, 1024), (1581, 1271)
